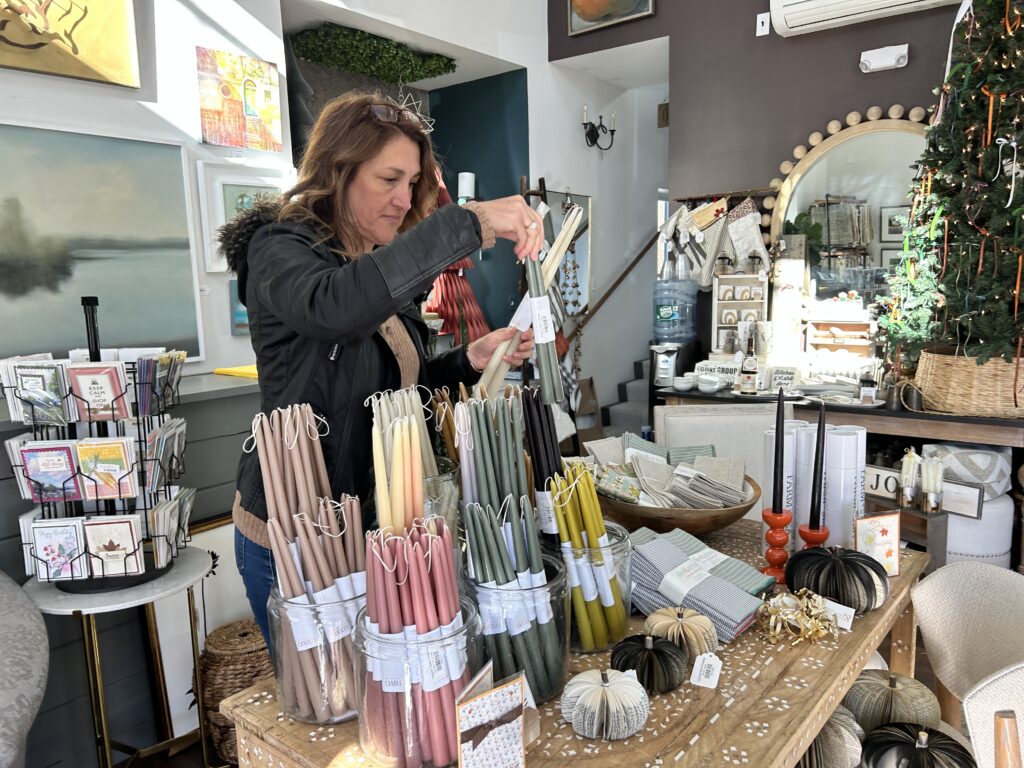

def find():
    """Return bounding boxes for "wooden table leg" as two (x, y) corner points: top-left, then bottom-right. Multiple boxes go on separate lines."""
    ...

(889, 601), (918, 678)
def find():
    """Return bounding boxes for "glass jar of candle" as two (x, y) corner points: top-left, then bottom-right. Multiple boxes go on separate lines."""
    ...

(464, 553), (569, 702)
(353, 595), (482, 768)
(559, 521), (632, 653)
(423, 456), (460, 534)
(266, 586), (366, 724)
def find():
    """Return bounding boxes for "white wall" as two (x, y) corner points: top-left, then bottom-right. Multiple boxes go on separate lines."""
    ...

(0, 0), (291, 373)
(328, 0), (666, 407)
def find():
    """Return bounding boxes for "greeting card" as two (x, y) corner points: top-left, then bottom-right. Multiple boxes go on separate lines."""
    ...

(855, 512), (901, 576)
(84, 514), (144, 576)
(457, 668), (526, 768)
(67, 362), (130, 422)
(20, 443), (81, 503)
(76, 438), (136, 500)
(32, 518), (87, 581)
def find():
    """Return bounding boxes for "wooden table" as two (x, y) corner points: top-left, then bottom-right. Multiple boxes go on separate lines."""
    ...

(658, 389), (1024, 447)
(221, 521), (928, 768)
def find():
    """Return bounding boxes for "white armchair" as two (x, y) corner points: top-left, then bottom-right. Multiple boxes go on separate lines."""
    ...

(911, 563), (1024, 732)
(963, 661), (1024, 768)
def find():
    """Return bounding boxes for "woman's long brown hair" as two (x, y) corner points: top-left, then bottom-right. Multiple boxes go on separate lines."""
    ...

(279, 91), (440, 254)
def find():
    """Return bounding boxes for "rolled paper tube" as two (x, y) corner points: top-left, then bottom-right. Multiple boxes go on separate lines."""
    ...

(809, 402), (827, 530)
(823, 429), (860, 548)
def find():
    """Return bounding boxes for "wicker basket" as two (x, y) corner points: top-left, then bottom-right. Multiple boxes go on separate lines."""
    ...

(914, 348), (1024, 419)
(200, 619), (274, 764)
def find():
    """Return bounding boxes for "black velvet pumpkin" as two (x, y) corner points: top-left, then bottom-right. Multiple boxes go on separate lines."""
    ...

(861, 723), (976, 768)
(785, 546), (889, 615)
(610, 634), (689, 695)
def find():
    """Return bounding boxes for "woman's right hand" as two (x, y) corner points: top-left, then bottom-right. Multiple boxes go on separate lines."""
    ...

(474, 195), (545, 261)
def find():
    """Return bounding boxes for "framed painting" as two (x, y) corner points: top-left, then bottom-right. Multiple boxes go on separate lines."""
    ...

(197, 162), (288, 272)
(196, 46), (283, 152)
(880, 205), (911, 242)
(0, 121), (204, 360)
(569, 0), (654, 36)
(882, 249), (905, 271)
(0, 0), (139, 87)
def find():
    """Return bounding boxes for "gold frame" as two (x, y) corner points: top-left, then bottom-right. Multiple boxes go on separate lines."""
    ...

(769, 118), (927, 245)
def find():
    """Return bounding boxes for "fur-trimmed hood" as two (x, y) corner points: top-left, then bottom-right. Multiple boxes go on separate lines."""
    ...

(217, 197), (285, 304)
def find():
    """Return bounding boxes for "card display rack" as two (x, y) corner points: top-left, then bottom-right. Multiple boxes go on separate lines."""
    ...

(5, 297), (193, 593)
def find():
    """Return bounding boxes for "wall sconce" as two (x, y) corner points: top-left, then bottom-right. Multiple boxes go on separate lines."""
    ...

(582, 104), (616, 151)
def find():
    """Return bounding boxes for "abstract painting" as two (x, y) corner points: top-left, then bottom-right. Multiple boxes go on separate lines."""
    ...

(0, 0), (139, 87)
(196, 46), (282, 152)
(0, 122), (203, 359)
(569, 0), (654, 36)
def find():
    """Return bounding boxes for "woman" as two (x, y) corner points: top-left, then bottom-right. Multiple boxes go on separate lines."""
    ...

(221, 92), (542, 642)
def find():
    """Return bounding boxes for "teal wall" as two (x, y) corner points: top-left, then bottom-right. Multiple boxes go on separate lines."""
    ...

(429, 69), (529, 330)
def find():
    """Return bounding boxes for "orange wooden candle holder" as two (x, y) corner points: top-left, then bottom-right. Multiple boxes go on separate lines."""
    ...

(797, 524), (829, 550)
(761, 508), (792, 583)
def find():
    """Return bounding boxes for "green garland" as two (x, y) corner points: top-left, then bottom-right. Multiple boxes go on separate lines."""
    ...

(290, 24), (456, 84)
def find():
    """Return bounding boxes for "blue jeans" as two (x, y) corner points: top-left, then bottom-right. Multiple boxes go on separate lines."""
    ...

(234, 528), (276, 651)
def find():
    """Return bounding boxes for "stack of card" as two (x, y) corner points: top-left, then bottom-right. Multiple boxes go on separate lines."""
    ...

(83, 514), (144, 577)
(18, 440), (82, 503)
(135, 350), (186, 415)
(144, 418), (187, 492)
(149, 487), (196, 568)
(76, 437), (137, 500)
(29, 517), (87, 581)
(67, 361), (130, 422)
(0, 356), (78, 426)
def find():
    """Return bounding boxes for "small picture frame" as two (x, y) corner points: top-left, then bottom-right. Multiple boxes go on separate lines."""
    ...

(568, 0), (654, 36)
(741, 309), (761, 323)
(880, 205), (911, 242)
(719, 284), (735, 301)
(721, 309), (738, 325)
(197, 162), (290, 272)
(882, 249), (905, 271)
(750, 285), (764, 300)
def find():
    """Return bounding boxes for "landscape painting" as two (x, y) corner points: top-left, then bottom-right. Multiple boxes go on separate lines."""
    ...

(0, 123), (202, 359)
(0, 0), (140, 87)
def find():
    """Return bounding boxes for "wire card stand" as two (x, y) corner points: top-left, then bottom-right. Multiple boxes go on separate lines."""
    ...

(6, 359), (196, 591)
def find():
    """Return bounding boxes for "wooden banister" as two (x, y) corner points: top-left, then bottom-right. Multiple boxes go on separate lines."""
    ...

(566, 230), (659, 344)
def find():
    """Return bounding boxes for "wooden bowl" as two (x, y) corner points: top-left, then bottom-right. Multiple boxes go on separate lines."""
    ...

(598, 476), (762, 535)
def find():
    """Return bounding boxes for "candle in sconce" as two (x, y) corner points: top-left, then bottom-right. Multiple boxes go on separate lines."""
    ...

(583, 104), (589, 124)
(610, 112), (616, 130)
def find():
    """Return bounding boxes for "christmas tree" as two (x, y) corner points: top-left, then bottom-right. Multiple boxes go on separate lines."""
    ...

(883, 0), (1024, 367)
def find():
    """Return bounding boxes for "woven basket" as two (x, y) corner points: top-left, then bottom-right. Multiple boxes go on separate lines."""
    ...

(914, 348), (1024, 419)
(199, 619), (274, 764)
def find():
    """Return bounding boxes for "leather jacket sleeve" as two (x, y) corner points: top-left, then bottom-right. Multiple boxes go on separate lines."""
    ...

(247, 204), (483, 341)
(426, 345), (481, 393)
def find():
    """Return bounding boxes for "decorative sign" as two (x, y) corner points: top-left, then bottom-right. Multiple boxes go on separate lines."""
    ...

(770, 366), (797, 390)
(864, 465), (984, 519)
(694, 361), (740, 386)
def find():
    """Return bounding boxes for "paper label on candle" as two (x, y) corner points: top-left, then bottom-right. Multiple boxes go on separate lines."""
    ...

(333, 574), (355, 600)
(530, 296), (556, 344)
(690, 548), (729, 570)
(659, 560), (711, 604)
(477, 588), (506, 636)
(499, 585), (533, 636)
(419, 628), (451, 693)
(286, 596), (320, 652)
(596, 534), (615, 571)
(314, 586), (354, 642)
(576, 557), (599, 602)
(509, 297), (532, 332)
(439, 615), (467, 681)
(516, 571), (538, 620)
(591, 561), (617, 608)
(559, 542), (581, 588)
(529, 570), (554, 623)
(288, 541), (306, 590)
(535, 491), (558, 534)
(690, 653), (722, 689)
(379, 631), (410, 692)
(822, 598), (855, 631)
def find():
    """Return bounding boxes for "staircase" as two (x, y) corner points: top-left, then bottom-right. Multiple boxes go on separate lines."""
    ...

(601, 358), (650, 438)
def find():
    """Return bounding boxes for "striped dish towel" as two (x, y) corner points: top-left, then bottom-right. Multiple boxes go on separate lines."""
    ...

(630, 527), (776, 598)
(631, 539), (763, 643)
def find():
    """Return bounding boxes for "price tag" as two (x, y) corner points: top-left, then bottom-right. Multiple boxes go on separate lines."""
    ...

(351, 570), (366, 596)
(690, 653), (722, 689)
(286, 597), (320, 652)
(530, 296), (556, 344)
(822, 598), (855, 631)
(559, 543), (581, 588)
(535, 491), (557, 534)
(689, 548), (728, 570)
(577, 559), (599, 602)
(419, 629), (451, 693)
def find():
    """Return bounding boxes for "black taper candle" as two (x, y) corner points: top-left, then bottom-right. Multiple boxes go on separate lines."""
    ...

(809, 401), (827, 529)
(772, 387), (785, 514)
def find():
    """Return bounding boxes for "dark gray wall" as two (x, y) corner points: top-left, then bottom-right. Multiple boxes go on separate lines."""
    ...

(548, 0), (957, 196)
(293, 58), (430, 128)
(2, 381), (258, 766)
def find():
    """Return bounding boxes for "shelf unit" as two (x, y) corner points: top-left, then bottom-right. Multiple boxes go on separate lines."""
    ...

(806, 318), (877, 357)
(711, 272), (769, 353)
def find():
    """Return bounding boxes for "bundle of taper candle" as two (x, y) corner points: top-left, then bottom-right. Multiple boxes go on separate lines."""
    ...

(361, 518), (470, 768)
(247, 404), (367, 724)
(463, 496), (565, 702)
(550, 462), (630, 651)
(369, 387), (459, 532)
(451, 392), (531, 512)
(521, 386), (565, 544)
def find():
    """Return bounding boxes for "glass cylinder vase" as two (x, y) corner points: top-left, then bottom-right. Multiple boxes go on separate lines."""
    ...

(559, 520), (632, 652)
(353, 595), (482, 768)
(267, 586), (365, 724)
(464, 553), (569, 702)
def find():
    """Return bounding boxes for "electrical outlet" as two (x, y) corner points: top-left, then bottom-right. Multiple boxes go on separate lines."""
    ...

(756, 12), (770, 36)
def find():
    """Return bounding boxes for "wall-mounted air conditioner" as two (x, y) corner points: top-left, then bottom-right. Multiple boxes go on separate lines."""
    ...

(770, 0), (959, 37)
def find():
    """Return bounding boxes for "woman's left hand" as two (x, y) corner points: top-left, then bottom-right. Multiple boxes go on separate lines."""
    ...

(468, 327), (535, 372)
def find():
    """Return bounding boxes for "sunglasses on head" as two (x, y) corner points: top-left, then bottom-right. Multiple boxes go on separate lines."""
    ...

(367, 104), (429, 133)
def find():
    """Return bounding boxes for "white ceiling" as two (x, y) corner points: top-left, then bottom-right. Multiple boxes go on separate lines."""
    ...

(280, 0), (522, 90)
(553, 36), (669, 89)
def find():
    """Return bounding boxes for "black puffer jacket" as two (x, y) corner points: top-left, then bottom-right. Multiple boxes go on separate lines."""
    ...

(221, 201), (484, 526)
